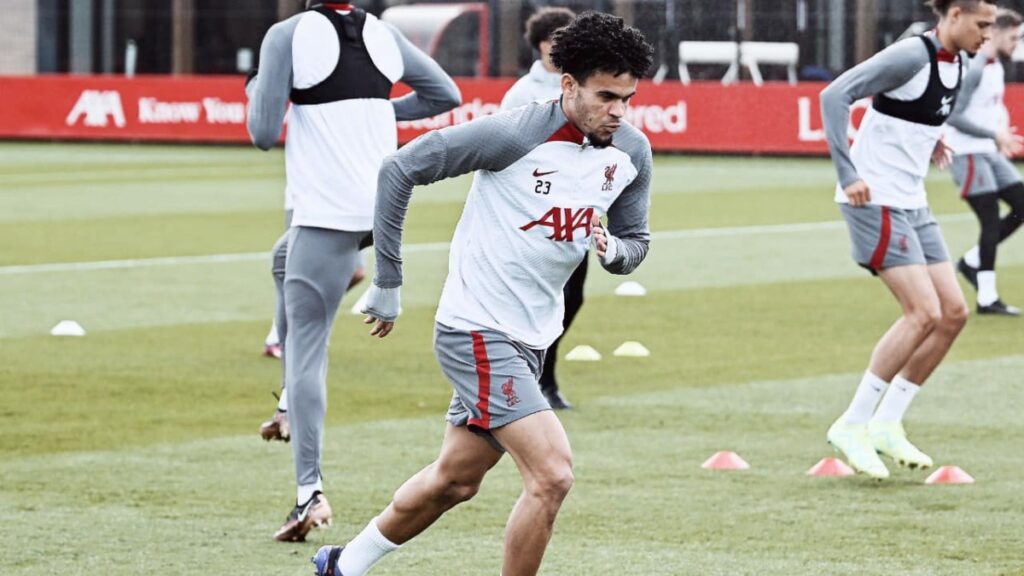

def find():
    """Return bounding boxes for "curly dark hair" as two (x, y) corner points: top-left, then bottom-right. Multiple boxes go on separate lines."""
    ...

(524, 7), (575, 51)
(928, 0), (997, 16)
(549, 12), (654, 83)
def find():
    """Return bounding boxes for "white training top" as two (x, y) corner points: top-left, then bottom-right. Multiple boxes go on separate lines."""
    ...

(286, 10), (403, 231)
(500, 60), (563, 111)
(945, 57), (1006, 156)
(835, 55), (962, 209)
(373, 101), (652, 349)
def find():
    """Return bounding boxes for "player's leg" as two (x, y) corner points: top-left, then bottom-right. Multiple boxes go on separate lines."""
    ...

(275, 226), (364, 541)
(539, 257), (588, 410)
(260, 229), (292, 442)
(892, 263), (968, 386)
(952, 154), (996, 289)
(981, 169), (1024, 314)
(966, 193), (1004, 308)
(868, 265), (944, 380)
(320, 423), (504, 576)
(830, 206), (940, 478)
(997, 182), (1024, 243)
(871, 213), (967, 468)
(493, 410), (574, 576)
(264, 209), (294, 357)
(868, 261), (966, 469)
(348, 249), (367, 290)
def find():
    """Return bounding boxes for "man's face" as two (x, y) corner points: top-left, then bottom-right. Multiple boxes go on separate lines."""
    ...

(992, 25), (1022, 58)
(562, 71), (638, 148)
(949, 4), (997, 53)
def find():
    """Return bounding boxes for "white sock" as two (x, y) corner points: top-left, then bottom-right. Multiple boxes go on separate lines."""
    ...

(277, 387), (288, 412)
(977, 271), (998, 306)
(872, 375), (921, 423)
(297, 478), (323, 505)
(337, 517), (401, 576)
(841, 371), (889, 425)
(266, 321), (279, 346)
(963, 246), (981, 269)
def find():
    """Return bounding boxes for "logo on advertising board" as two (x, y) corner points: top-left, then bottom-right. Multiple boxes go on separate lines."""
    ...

(797, 96), (869, 142)
(66, 90), (126, 128)
(66, 90), (247, 129)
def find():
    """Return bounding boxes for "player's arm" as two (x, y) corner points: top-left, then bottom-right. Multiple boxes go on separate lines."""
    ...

(363, 110), (527, 333)
(246, 19), (296, 150)
(946, 52), (996, 139)
(594, 135), (653, 275)
(820, 38), (929, 198)
(384, 22), (462, 121)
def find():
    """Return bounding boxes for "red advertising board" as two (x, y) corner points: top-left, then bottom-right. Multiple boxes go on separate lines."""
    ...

(3, 74), (1024, 155)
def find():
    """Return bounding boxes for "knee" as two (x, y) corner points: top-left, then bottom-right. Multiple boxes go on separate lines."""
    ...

(438, 478), (482, 505)
(527, 462), (575, 505)
(907, 304), (942, 334)
(430, 465), (485, 507)
(942, 301), (970, 330)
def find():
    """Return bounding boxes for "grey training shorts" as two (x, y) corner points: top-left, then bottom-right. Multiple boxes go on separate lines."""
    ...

(434, 322), (550, 451)
(951, 152), (1022, 199)
(839, 204), (950, 273)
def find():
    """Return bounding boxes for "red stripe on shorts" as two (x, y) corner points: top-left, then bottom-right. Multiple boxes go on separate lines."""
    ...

(869, 206), (892, 271)
(961, 155), (975, 199)
(468, 331), (492, 430)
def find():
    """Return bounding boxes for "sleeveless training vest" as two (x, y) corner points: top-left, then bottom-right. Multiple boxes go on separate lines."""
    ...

(872, 35), (962, 127)
(289, 6), (392, 105)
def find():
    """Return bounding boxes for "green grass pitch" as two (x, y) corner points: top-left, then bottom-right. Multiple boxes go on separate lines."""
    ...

(1, 142), (1023, 575)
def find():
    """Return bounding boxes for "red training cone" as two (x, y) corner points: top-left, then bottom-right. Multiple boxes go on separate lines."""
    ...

(925, 465), (974, 485)
(701, 451), (750, 470)
(806, 457), (855, 477)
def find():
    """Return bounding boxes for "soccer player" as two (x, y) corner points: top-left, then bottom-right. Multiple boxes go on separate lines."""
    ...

(946, 8), (1024, 316)
(246, 0), (460, 540)
(501, 6), (579, 410)
(311, 12), (654, 576)
(819, 0), (996, 479)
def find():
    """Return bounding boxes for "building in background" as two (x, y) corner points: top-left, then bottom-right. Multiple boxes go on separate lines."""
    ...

(3, 0), (1024, 80)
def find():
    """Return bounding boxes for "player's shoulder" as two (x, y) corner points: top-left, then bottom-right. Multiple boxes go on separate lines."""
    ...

(878, 35), (932, 62)
(494, 98), (563, 132)
(265, 13), (303, 43)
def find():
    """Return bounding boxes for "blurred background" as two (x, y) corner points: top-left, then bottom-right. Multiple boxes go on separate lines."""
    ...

(7, 0), (1024, 81)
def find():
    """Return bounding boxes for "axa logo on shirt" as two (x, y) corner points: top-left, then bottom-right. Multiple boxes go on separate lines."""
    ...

(520, 207), (595, 242)
(65, 90), (126, 128)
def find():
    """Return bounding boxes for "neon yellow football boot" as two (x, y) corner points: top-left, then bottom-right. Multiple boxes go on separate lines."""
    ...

(869, 420), (934, 470)
(827, 419), (890, 479)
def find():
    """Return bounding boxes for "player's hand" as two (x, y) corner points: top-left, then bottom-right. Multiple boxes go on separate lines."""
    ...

(590, 214), (618, 264)
(843, 180), (871, 207)
(995, 127), (1024, 158)
(931, 137), (953, 170)
(361, 284), (400, 339)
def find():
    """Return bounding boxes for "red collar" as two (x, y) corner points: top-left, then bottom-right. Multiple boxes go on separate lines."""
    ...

(930, 28), (958, 63)
(322, 2), (353, 10)
(546, 122), (586, 145)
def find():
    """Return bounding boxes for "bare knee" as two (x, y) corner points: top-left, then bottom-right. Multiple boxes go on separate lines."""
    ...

(527, 462), (574, 505)
(941, 301), (970, 330)
(907, 304), (942, 334)
(430, 463), (486, 507)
